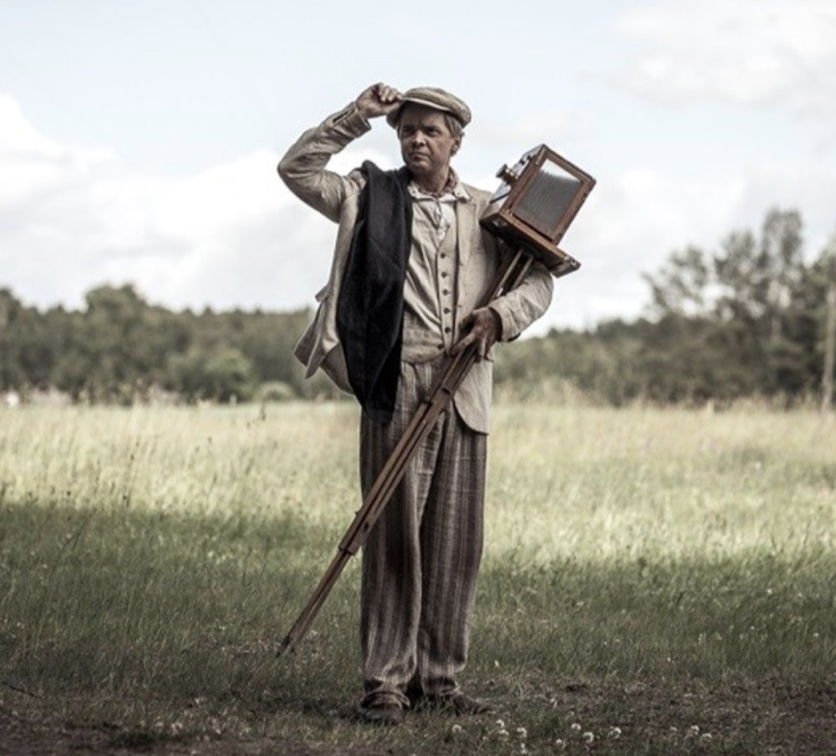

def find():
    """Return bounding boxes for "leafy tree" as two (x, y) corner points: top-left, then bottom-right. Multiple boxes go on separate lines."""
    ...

(639, 207), (815, 403)
(0, 288), (26, 391)
(643, 246), (710, 319)
(165, 346), (255, 403)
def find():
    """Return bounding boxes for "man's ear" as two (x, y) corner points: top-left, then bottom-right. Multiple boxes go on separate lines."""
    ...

(452, 134), (463, 155)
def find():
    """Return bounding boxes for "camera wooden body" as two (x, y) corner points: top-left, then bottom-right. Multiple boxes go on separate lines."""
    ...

(480, 144), (596, 277)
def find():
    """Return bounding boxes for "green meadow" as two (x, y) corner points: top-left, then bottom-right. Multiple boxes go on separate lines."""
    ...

(1, 402), (835, 754)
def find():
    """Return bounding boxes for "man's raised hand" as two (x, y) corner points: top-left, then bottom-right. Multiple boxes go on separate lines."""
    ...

(355, 83), (402, 121)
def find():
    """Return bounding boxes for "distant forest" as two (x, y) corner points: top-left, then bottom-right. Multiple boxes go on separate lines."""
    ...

(2, 208), (835, 408)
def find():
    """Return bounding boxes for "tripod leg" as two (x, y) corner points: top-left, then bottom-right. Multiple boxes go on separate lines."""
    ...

(279, 548), (352, 654)
(278, 248), (533, 654)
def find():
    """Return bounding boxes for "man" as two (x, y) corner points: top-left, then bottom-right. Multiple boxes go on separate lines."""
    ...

(278, 83), (553, 725)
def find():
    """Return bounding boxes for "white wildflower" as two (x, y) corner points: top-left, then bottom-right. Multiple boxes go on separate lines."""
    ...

(583, 731), (595, 744)
(570, 722), (582, 732)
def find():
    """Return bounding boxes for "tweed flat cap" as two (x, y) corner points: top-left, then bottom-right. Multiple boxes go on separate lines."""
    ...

(386, 86), (472, 128)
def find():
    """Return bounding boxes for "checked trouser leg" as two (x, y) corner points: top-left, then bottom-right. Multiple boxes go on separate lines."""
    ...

(358, 359), (487, 709)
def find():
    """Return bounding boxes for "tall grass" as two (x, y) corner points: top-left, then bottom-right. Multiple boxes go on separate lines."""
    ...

(1, 403), (835, 753)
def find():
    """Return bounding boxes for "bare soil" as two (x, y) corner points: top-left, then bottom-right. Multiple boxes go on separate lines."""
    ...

(0, 710), (364, 756)
(2, 679), (835, 755)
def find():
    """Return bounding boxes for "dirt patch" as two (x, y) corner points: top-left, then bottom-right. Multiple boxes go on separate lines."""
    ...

(3, 680), (836, 755)
(0, 711), (368, 756)
(543, 678), (836, 754)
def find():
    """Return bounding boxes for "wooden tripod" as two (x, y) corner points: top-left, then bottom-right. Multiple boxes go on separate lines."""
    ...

(278, 246), (534, 655)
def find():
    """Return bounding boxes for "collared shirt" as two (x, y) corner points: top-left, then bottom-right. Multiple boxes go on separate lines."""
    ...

(401, 172), (472, 362)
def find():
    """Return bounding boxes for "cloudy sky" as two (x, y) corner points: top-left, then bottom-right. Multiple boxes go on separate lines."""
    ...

(2, 0), (835, 332)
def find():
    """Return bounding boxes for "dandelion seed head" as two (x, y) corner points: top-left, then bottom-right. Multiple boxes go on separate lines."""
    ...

(583, 731), (595, 744)
(570, 722), (582, 731)
(451, 724), (463, 734)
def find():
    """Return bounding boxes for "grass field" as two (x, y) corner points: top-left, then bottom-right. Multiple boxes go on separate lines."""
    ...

(1, 402), (835, 755)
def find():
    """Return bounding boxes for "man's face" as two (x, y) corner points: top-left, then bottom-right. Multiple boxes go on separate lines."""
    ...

(397, 104), (461, 184)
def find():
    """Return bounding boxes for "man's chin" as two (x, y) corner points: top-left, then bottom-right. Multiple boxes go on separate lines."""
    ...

(407, 155), (430, 169)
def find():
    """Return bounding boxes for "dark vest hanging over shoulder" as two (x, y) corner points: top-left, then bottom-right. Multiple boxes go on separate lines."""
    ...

(336, 161), (414, 423)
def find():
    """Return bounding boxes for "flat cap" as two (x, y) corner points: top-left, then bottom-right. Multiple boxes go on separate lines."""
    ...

(386, 86), (472, 128)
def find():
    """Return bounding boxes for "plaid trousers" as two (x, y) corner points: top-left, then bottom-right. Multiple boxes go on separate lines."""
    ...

(358, 359), (487, 708)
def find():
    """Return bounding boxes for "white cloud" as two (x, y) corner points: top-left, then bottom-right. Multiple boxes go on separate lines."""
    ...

(0, 94), (116, 209)
(0, 95), (401, 315)
(0, 93), (62, 156)
(616, 0), (836, 114)
(539, 168), (746, 329)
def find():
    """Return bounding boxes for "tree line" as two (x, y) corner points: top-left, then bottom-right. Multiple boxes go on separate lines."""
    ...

(1, 207), (834, 408)
(494, 208), (836, 409)
(0, 287), (337, 404)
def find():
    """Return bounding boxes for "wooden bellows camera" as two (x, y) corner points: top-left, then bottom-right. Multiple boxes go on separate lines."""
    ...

(480, 144), (596, 277)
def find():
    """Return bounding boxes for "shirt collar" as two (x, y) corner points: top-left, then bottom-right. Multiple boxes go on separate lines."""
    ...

(407, 168), (471, 202)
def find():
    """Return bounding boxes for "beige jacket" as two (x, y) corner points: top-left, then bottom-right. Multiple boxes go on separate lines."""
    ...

(278, 102), (553, 433)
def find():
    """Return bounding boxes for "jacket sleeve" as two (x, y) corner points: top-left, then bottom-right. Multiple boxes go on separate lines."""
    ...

(277, 102), (371, 222)
(488, 245), (555, 341)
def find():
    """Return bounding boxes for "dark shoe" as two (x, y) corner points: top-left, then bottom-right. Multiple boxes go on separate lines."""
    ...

(415, 692), (493, 715)
(355, 702), (405, 726)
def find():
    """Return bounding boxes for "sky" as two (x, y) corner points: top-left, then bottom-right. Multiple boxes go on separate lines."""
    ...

(2, 0), (836, 333)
